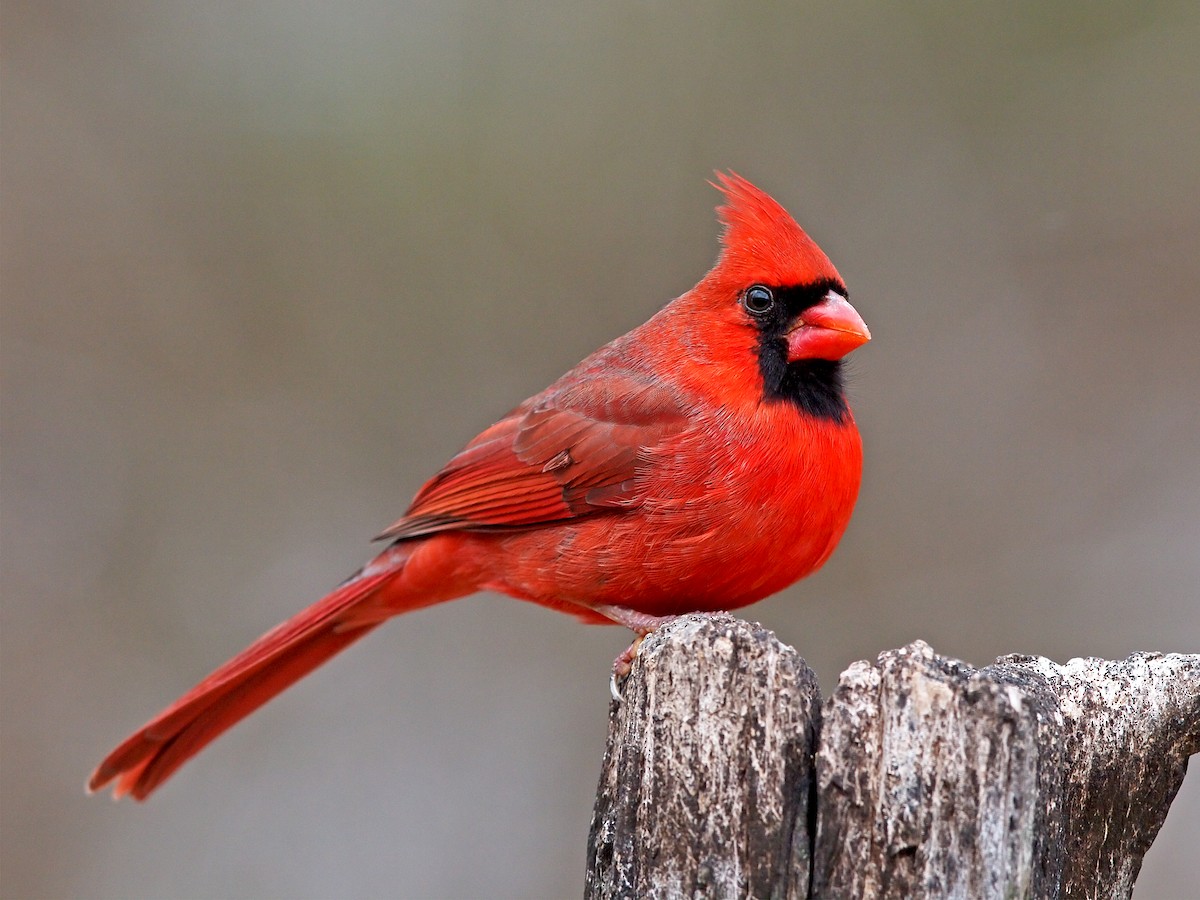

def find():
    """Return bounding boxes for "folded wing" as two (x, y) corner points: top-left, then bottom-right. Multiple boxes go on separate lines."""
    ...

(377, 372), (689, 541)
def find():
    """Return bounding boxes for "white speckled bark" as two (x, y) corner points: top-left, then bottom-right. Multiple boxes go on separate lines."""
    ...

(998, 651), (1200, 899)
(813, 641), (1063, 899)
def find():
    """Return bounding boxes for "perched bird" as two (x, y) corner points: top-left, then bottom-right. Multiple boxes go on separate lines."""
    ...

(90, 172), (870, 800)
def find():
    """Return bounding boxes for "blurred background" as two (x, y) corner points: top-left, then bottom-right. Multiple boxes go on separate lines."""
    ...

(3, 3), (1197, 897)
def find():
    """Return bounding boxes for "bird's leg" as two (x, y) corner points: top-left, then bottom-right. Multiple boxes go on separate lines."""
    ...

(593, 604), (677, 702)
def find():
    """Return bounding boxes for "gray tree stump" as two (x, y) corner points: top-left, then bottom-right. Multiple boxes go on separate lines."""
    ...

(584, 614), (1199, 900)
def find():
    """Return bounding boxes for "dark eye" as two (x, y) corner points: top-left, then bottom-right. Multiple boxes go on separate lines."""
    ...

(742, 285), (776, 317)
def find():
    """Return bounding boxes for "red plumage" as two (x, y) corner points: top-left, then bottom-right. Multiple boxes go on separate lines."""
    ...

(89, 172), (870, 800)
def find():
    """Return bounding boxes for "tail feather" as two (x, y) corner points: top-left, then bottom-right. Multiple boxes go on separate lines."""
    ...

(89, 569), (395, 801)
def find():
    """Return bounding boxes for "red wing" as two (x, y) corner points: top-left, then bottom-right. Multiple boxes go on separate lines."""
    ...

(376, 373), (688, 541)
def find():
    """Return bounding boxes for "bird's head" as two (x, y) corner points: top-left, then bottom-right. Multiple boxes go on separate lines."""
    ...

(705, 171), (869, 364)
(685, 172), (870, 420)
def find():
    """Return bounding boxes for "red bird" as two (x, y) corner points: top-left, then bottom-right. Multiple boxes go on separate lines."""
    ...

(90, 173), (870, 800)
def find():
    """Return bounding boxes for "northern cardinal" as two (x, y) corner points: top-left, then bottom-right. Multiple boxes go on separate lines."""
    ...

(90, 172), (870, 800)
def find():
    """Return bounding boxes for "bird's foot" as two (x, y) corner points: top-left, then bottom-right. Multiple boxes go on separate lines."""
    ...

(609, 634), (648, 701)
(594, 605), (677, 702)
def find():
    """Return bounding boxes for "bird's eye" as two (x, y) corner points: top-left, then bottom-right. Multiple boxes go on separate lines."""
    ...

(742, 285), (776, 317)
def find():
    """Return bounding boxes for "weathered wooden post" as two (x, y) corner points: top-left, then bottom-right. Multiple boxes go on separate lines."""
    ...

(586, 615), (821, 899)
(585, 614), (1199, 899)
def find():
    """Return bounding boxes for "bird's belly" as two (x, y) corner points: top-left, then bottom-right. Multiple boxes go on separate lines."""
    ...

(483, 421), (862, 618)
(599, 486), (847, 613)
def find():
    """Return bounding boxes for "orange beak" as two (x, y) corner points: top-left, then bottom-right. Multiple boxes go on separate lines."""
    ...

(785, 291), (871, 362)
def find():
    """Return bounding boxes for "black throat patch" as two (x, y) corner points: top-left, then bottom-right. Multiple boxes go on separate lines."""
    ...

(753, 281), (851, 424)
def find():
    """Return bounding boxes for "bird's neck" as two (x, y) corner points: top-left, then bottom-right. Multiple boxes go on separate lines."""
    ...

(761, 357), (850, 424)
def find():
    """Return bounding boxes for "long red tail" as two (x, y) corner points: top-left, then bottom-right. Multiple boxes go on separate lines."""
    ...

(89, 566), (402, 800)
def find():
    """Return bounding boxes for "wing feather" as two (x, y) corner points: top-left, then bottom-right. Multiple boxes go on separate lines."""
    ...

(376, 372), (687, 541)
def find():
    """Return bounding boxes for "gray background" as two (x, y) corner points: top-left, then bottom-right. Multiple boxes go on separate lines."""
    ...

(3, 3), (1197, 897)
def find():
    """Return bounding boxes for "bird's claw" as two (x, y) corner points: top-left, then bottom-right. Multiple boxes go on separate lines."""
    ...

(609, 633), (647, 703)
